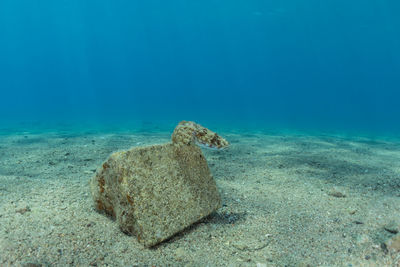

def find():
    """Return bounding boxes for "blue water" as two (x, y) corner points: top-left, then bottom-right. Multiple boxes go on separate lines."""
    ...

(1, 1), (399, 134)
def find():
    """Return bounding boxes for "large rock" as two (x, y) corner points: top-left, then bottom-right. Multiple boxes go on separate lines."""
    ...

(90, 121), (228, 247)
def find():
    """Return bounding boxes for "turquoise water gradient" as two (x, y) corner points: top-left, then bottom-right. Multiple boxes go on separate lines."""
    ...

(0, 1), (399, 133)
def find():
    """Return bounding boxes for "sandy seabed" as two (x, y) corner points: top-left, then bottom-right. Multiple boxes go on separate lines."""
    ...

(1, 126), (400, 266)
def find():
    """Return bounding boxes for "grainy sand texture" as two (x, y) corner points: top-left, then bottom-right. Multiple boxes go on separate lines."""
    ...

(1, 126), (400, 266)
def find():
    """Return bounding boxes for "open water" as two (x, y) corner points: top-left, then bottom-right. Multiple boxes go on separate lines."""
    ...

(0, 1), (399, 134)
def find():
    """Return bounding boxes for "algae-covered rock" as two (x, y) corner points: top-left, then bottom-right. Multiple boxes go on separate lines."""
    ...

(90, 121), (229, 247)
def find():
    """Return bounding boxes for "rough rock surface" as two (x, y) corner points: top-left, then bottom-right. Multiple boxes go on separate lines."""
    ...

(90, 121), (228, 247)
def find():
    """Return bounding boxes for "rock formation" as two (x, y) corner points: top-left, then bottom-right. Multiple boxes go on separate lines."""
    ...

(90, 121), (229, 247)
